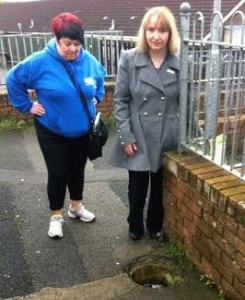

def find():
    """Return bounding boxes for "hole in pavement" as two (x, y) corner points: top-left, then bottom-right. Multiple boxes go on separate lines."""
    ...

(128, 262), (180, 288)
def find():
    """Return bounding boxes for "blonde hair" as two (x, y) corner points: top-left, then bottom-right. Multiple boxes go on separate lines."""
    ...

(136, 6), (180, 54)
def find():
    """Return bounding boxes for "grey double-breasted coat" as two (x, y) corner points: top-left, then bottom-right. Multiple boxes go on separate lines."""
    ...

(109, 48), (180, 172)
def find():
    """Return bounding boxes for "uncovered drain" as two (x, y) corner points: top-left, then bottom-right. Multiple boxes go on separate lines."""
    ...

(129, 262), (179, 288)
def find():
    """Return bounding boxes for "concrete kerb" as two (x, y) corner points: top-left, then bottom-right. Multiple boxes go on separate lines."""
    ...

(7, 274), (138, 300)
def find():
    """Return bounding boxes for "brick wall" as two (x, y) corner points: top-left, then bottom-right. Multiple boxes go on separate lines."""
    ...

(163, 150), (245, 300)
(0, 82), (115, 120)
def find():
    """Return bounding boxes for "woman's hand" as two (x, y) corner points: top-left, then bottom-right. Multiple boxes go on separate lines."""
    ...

(123, 143), (138, 157)
(30, 101), (45, 116)
(93, 97), (98, 106)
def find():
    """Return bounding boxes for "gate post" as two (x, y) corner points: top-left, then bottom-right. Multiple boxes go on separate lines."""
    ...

(178, 2), (191, 152)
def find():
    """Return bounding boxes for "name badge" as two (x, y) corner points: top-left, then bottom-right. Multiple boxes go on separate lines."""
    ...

(167, 69), (175, 74)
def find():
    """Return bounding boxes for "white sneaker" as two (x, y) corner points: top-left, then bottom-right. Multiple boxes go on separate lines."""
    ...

(68, 204), (95, 222)
(48, 215), (64, 238)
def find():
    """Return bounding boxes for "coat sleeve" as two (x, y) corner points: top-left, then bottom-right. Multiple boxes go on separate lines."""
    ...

(6, 61), (34, 113)
(94, 63), (106, 102)
(113, 50), (136, 146)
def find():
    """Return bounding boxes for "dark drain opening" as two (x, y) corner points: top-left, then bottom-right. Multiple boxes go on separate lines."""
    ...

(129, 263), (179, 288)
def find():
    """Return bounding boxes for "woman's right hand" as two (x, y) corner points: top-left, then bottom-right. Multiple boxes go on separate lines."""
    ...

(123, 142), (138, 157)
(30, 101), (45, 116)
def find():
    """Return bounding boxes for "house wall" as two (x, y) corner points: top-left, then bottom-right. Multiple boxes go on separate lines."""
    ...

(1, 84), (245, 299)
(163, 151), (245, 300)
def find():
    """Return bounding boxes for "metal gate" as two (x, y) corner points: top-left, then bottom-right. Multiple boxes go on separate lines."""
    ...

(179, 3), (245, 178)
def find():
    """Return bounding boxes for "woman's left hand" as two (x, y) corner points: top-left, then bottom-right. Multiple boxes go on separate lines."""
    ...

(123, 143), (138, 157)
(30, 101), (45, 115)
(93, 97), (98, 106)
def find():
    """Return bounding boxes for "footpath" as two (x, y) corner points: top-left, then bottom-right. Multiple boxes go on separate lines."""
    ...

(0, 128), (222, 300)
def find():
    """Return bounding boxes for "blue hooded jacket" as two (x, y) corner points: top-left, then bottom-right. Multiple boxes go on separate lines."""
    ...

(6, 38), (106, 137)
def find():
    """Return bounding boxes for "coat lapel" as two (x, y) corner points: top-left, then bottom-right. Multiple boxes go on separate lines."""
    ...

(135, 52), (165, 93)
(134, 52), (180, 93)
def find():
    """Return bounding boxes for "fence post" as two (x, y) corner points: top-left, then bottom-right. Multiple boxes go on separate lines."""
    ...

(204, 12), (223, 157)
(178, 2), (191, 152)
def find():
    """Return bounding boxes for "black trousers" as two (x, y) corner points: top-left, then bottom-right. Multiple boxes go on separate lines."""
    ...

(127, 168), (164, 234)
(34, 119), (89, 211)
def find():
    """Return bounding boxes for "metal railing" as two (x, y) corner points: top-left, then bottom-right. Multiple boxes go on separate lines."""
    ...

(0, 30), (127, 85)
(179, 3), (245, 178)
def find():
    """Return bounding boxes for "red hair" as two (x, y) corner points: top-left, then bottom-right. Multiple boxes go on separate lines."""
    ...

(51, 12), (83, 35)
(50, 12), (84, 44)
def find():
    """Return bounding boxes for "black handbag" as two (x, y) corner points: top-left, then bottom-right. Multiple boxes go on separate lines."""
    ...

(88, 112), (108, 160)
(63, 65), (108, 160)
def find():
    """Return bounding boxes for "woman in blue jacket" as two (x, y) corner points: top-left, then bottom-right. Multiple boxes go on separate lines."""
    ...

(6, 12), (106, 238)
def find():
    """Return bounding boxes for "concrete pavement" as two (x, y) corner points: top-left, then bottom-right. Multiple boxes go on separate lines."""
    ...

(0, 128), (222, 300)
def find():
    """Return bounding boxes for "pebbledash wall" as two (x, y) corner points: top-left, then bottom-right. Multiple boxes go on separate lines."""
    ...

(1, 84), (245, 300)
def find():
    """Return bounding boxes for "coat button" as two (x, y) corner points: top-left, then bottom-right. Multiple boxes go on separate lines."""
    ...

(121, 141), (125, 145)
(158, 113), (162, 117)
(119, 135), (122, 139)
(144, 112), (148, 116)
(143, 97), (147, 101)
(161, 96), (165, 100)
(117, 129), (120, 133)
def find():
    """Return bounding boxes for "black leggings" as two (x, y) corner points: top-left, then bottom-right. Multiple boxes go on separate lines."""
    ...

(127, 168), (164, 233)
(34, 119), (89, 211)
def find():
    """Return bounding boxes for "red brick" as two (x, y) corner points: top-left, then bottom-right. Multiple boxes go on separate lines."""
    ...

(224, 228), (239, 246)
(212, 258), (234, 284)
(237, 238), (245, 257)
(200, 256), (213, 276)
(213, 207), (239, 233)
(235, 204), (245, 225)
(178, 202), (193, 221)
(177, 179), (194, 199)
(183, 216), (200, 242)
(197, 220), (213, 239)
(210, 265), (221, 285)
(221, 277), (245, 300)
(193, 237), (212, 261)
(207, 239), (222, 259)
(212, 230), (237, 259)
(234, 277), (245, 299)
(1, 85), (116, 119)
(203, 211), (224, 235)
(238, 225), (245, 243)
(163, 169), (177, 186)
(164, 210), (177, 227)
(184, 195), (202, 217)
(164, 190), (177, 208)
(236, 252), (245, 272)
(222, 252), (245, 283)
(184, 238), (202, 264)
(197, 194), (214, 215)
(165, 180), (183, 200)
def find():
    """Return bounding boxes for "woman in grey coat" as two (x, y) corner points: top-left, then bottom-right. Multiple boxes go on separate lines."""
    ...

(109, 6), (180, 240)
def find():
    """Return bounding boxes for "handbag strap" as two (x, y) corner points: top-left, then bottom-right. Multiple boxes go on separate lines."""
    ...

(62, 64), (94, 127)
